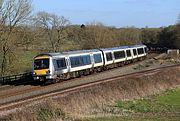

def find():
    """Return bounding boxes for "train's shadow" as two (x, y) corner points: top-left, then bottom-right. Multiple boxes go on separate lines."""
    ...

(1, 77), (44, 86)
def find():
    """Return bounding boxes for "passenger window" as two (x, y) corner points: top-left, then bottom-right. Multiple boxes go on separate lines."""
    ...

(126, 50), (131, 57)
(82, 55), (91, 65)
(144, 47), (148, 53)
(70, 56), (82, 67)
(137, 48), (144, 54)
(56, 58), (67, 69)
(93, 54), (102, 63)
(114, 51), (125, 59)
(106, 52), (113, 61)
(133, 49), (137, 56)
(70, 55), (91, 68)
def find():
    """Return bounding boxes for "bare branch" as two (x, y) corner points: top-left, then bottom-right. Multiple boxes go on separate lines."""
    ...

(0, 0), (32, 76)
(33, 11), (70, 52)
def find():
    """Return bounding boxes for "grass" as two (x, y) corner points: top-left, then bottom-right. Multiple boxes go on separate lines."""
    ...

(37, 107), (66, 121)
(0, 50), (38, 75)
(16, 50), (40, 72)
(82, 88), (180, 121)
(0, 48), (41, 76)
(84, 116), (180, 121)
(157, 89), (180, 106)
(2, 50), (40, 75)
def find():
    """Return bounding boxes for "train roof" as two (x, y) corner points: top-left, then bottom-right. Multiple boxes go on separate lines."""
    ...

(34, 49), (101, 58)
(61, 49), (100, 55)
(34, 44), (147, 58)
(100, 44), (146, 51)
(130, 44), (147, 48)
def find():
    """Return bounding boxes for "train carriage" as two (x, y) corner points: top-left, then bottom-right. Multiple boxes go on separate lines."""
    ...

(136, 45), (147, 59)
(32, 49), (104, 81)
(33, 54), (55, 81)
(100, 48), (114, 66)
(113, 48), (126, 63)
(32, 44), (148, 83)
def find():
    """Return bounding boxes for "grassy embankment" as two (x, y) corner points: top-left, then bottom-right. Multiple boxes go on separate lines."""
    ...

(13, 50), (39, 73)
(0, 50), (39, 75)
(9, 88), (179, 121)
(83, 88), (180, 121)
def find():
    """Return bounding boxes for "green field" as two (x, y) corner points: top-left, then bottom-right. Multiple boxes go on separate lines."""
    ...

(83, 88), (180, 121)
(0, 50), (40, 75)
(15, 50), (40, 73)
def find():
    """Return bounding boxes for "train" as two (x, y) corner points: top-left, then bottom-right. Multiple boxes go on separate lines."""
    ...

(32, 44), (148, 82)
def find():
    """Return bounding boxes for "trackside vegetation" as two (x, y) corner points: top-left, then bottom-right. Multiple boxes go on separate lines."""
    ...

(1, 69), (179, 121)
(83, 88), (180, 121)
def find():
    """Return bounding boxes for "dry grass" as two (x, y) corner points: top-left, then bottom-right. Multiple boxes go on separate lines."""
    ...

(55, 66), (180, 116)
(3, 99), (70, 121)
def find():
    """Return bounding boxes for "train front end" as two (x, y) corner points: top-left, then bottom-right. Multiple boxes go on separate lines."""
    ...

(32, 55), (54, 81)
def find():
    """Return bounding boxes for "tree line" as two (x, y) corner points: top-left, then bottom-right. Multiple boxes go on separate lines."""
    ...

(0, 0), (180, 76)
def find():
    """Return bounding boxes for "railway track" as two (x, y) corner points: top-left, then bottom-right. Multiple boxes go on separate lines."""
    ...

(0, 64), (179, 115)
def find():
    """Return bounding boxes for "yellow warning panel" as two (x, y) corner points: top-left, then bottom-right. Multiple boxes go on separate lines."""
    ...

(34, 56), (49, 60)
(34, 69), (48, 75)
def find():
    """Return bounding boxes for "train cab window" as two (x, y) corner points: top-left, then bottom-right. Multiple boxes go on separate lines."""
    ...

(133, 49), (137, 56)
(126, 50), (131, 57)
(106, 52), (113, 61)
(56, 58), (66, 69)
(137, 48), (144, 54)
(34, 58), (49, 70)
(93, 54), (102, 63)
(114, 51), (125, 59)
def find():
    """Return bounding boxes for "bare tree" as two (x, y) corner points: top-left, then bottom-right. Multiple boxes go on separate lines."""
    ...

(0, 0), (32, 76)
(34, 11), (70, 52)
(15, 26), (35, 50)
(81, 22), (115, 49)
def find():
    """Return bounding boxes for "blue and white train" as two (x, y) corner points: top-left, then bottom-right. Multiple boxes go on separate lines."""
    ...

(32, 44), (147, 82)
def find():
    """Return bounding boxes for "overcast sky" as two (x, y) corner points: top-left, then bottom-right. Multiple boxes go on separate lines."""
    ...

(33, 0), (180, 28)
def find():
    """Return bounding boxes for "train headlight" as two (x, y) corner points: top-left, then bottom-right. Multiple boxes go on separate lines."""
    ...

(46, 70), (50, 74)
(33, 72), (36, 75)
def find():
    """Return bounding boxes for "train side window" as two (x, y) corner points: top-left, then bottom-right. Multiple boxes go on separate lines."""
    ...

(133, 49), (137, 56)
(137, 48), (144, 54)
(70, 56), (83, 67)
(126, 50), (131, 57)
(82, 55), (91, 65)
(56, 58), (67, 69)
(93, 54), (102, 63)
(106, 52), (113, 61)
(70, 55), (91, 67)
(114, 51), (125, 59)
(144, 47), (148, 53)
